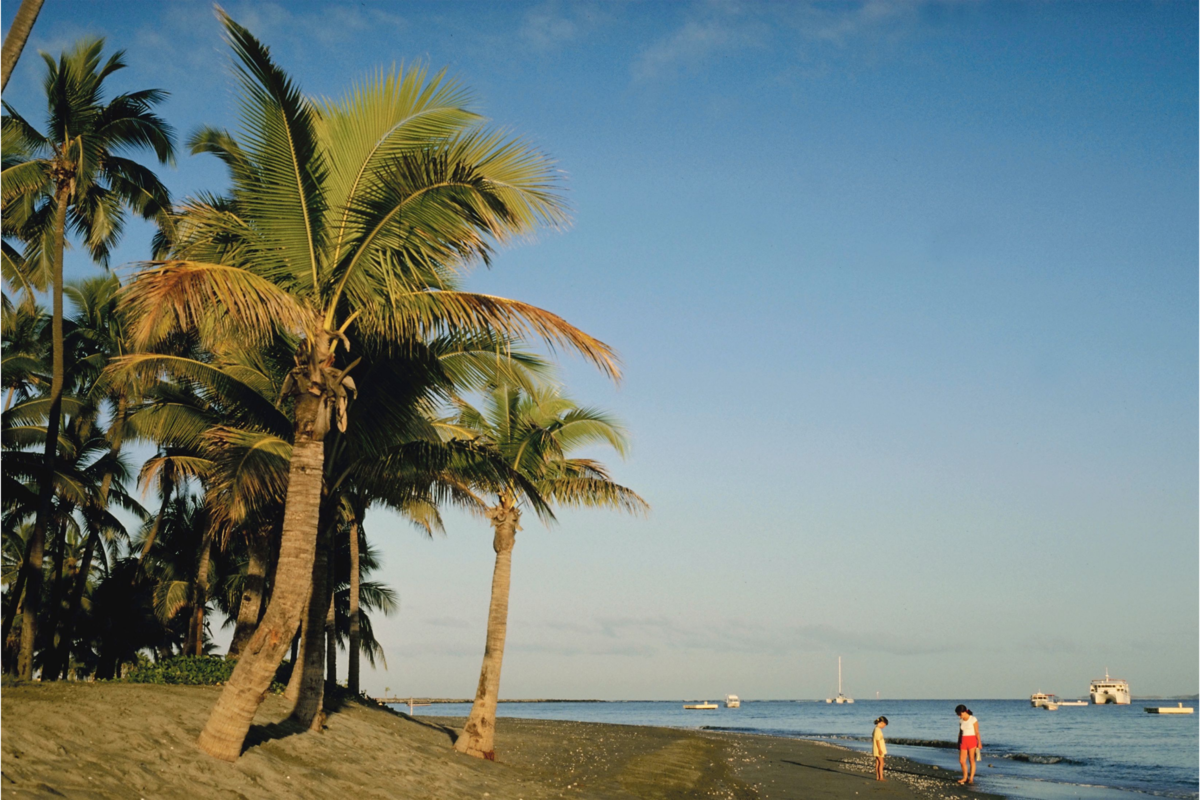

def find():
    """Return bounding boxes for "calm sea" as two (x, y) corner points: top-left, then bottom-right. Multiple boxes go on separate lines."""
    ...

(398, 698), (1199, 800)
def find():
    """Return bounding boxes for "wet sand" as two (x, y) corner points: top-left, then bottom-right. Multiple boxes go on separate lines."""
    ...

(1, 683), (999, 799)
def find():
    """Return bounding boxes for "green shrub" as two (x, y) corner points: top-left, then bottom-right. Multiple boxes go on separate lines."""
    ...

(122, 655), (288, 693)
(123, 655), (234, 686)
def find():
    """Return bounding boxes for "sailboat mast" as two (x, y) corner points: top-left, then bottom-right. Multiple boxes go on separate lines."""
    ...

(838, 656), (842, 695)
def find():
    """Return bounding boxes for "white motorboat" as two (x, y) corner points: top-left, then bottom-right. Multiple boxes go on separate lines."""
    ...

(1058, 700), (1088, 707)
(724, 695), (741, 708)
(683, 701), (718, 710)
(1030, 692), (1058, 708)
(825, 657), (854, 704)
(1090, 669), (1131, 705)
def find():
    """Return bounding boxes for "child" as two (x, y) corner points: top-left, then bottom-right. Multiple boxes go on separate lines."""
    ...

(873, 716), (889, 781)
(954, 704), (981, 785)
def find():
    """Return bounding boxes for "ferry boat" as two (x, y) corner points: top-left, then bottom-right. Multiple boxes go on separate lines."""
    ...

(724, 695), (741, 708)
(825, 657), (854, 704)
(1030, 692), (1058, 708)
(1090, 669), (1131, 705)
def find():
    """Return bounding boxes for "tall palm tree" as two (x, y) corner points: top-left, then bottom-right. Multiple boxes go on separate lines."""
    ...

(118, 13), (617, 760)
(451, 384), (647, 759)
(45, 276), (138, 679)
(1, 38), (174, 679)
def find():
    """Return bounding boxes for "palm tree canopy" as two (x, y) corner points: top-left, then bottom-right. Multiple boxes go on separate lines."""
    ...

(1, 36), (175, 267)
(124, 11), (618, 383)
(452, 383), (649, 520)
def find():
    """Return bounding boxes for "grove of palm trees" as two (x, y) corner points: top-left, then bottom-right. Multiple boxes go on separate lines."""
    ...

(2, 10), (644, 766)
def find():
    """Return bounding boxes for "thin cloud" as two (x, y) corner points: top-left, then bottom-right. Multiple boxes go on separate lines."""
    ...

(633, 10), (767, 82)
(519, 1), (621, 51)
(632, 0), (934, 83)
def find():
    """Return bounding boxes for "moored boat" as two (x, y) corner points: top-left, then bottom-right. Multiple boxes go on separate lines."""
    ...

(1090, 669), (1131, 705)
(1030, 692), (1058, 708)
(683, 702), (718, 710)
(1145, 704), (1193, 715)
(724, 695), (741, 708)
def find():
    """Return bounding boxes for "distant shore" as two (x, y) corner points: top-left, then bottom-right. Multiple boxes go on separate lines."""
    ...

(3, 682), (1000, 799)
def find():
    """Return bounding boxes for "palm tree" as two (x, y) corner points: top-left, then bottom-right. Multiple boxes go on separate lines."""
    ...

(451, 384), (647, 759)
(118, 13), (617, 761)
(45, 276), (139, 679)
(1, 38), (174, 679)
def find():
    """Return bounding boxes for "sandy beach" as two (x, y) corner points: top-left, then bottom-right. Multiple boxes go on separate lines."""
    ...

(2, 683), (998, 799)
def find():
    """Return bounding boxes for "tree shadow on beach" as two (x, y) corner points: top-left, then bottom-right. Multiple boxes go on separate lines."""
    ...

(242, 691), (355, 753)
(358, 697), (462, 746)
(386, 709), (461, 745)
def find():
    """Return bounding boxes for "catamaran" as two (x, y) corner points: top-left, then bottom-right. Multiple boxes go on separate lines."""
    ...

(1090, 669), (1131, 705)
(825, 657), (854, 704)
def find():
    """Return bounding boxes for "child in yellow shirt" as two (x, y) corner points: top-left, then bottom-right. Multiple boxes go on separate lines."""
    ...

(873, 716), (889, 781)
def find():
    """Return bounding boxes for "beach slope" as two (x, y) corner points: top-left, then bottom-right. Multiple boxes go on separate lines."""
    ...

(1, 683), (995, 799)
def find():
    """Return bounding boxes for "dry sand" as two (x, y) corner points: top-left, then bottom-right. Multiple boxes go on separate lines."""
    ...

(1, 683), (998, 799)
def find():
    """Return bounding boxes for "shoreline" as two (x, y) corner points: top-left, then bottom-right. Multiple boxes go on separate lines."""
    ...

(2, 682), (1000, 799)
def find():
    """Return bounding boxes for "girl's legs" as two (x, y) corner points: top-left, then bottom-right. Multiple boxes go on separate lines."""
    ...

(875, 755), (884, 780)
(958, 749), (969, 783)
(968, 748), (978, 783)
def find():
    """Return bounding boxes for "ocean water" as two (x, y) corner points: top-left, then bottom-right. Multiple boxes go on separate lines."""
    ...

(399, 698), (1199, 800)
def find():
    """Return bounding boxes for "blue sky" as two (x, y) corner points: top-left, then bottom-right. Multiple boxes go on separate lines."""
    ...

(4, 0), (1195, 699)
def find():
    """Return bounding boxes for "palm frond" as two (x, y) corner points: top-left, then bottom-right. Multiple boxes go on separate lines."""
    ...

(218, 9), (327, 294)
(537, 475), (649, 516)
(118, 260), (316, 348)
(357, 290), (620, 381)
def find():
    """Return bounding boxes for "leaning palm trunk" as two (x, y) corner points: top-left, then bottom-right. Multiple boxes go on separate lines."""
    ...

(18, 186), (69, 681)
(455, 504), (520, 760)
(197, 435), (323, 759)
(0, 547), (29, 664)
(136, 481), (174, 572)
(347, 516), (361, 695)
(0, 0), (44, 90)
(187, 529), (214, 656)
(284, 594), (309, 704)
(50, 398), (127, 678)
(42, 518), (70, 680)
(228, 531), (270, 657)
(324, 550), (337, 690)
(289, 527), (331, 729)
(46, 524), (96, 679)
(197, 334), (353, 760)
(50, 425), (122, 679)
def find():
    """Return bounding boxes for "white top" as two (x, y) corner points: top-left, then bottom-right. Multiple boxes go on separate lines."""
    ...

(959, 715), (978, 735)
